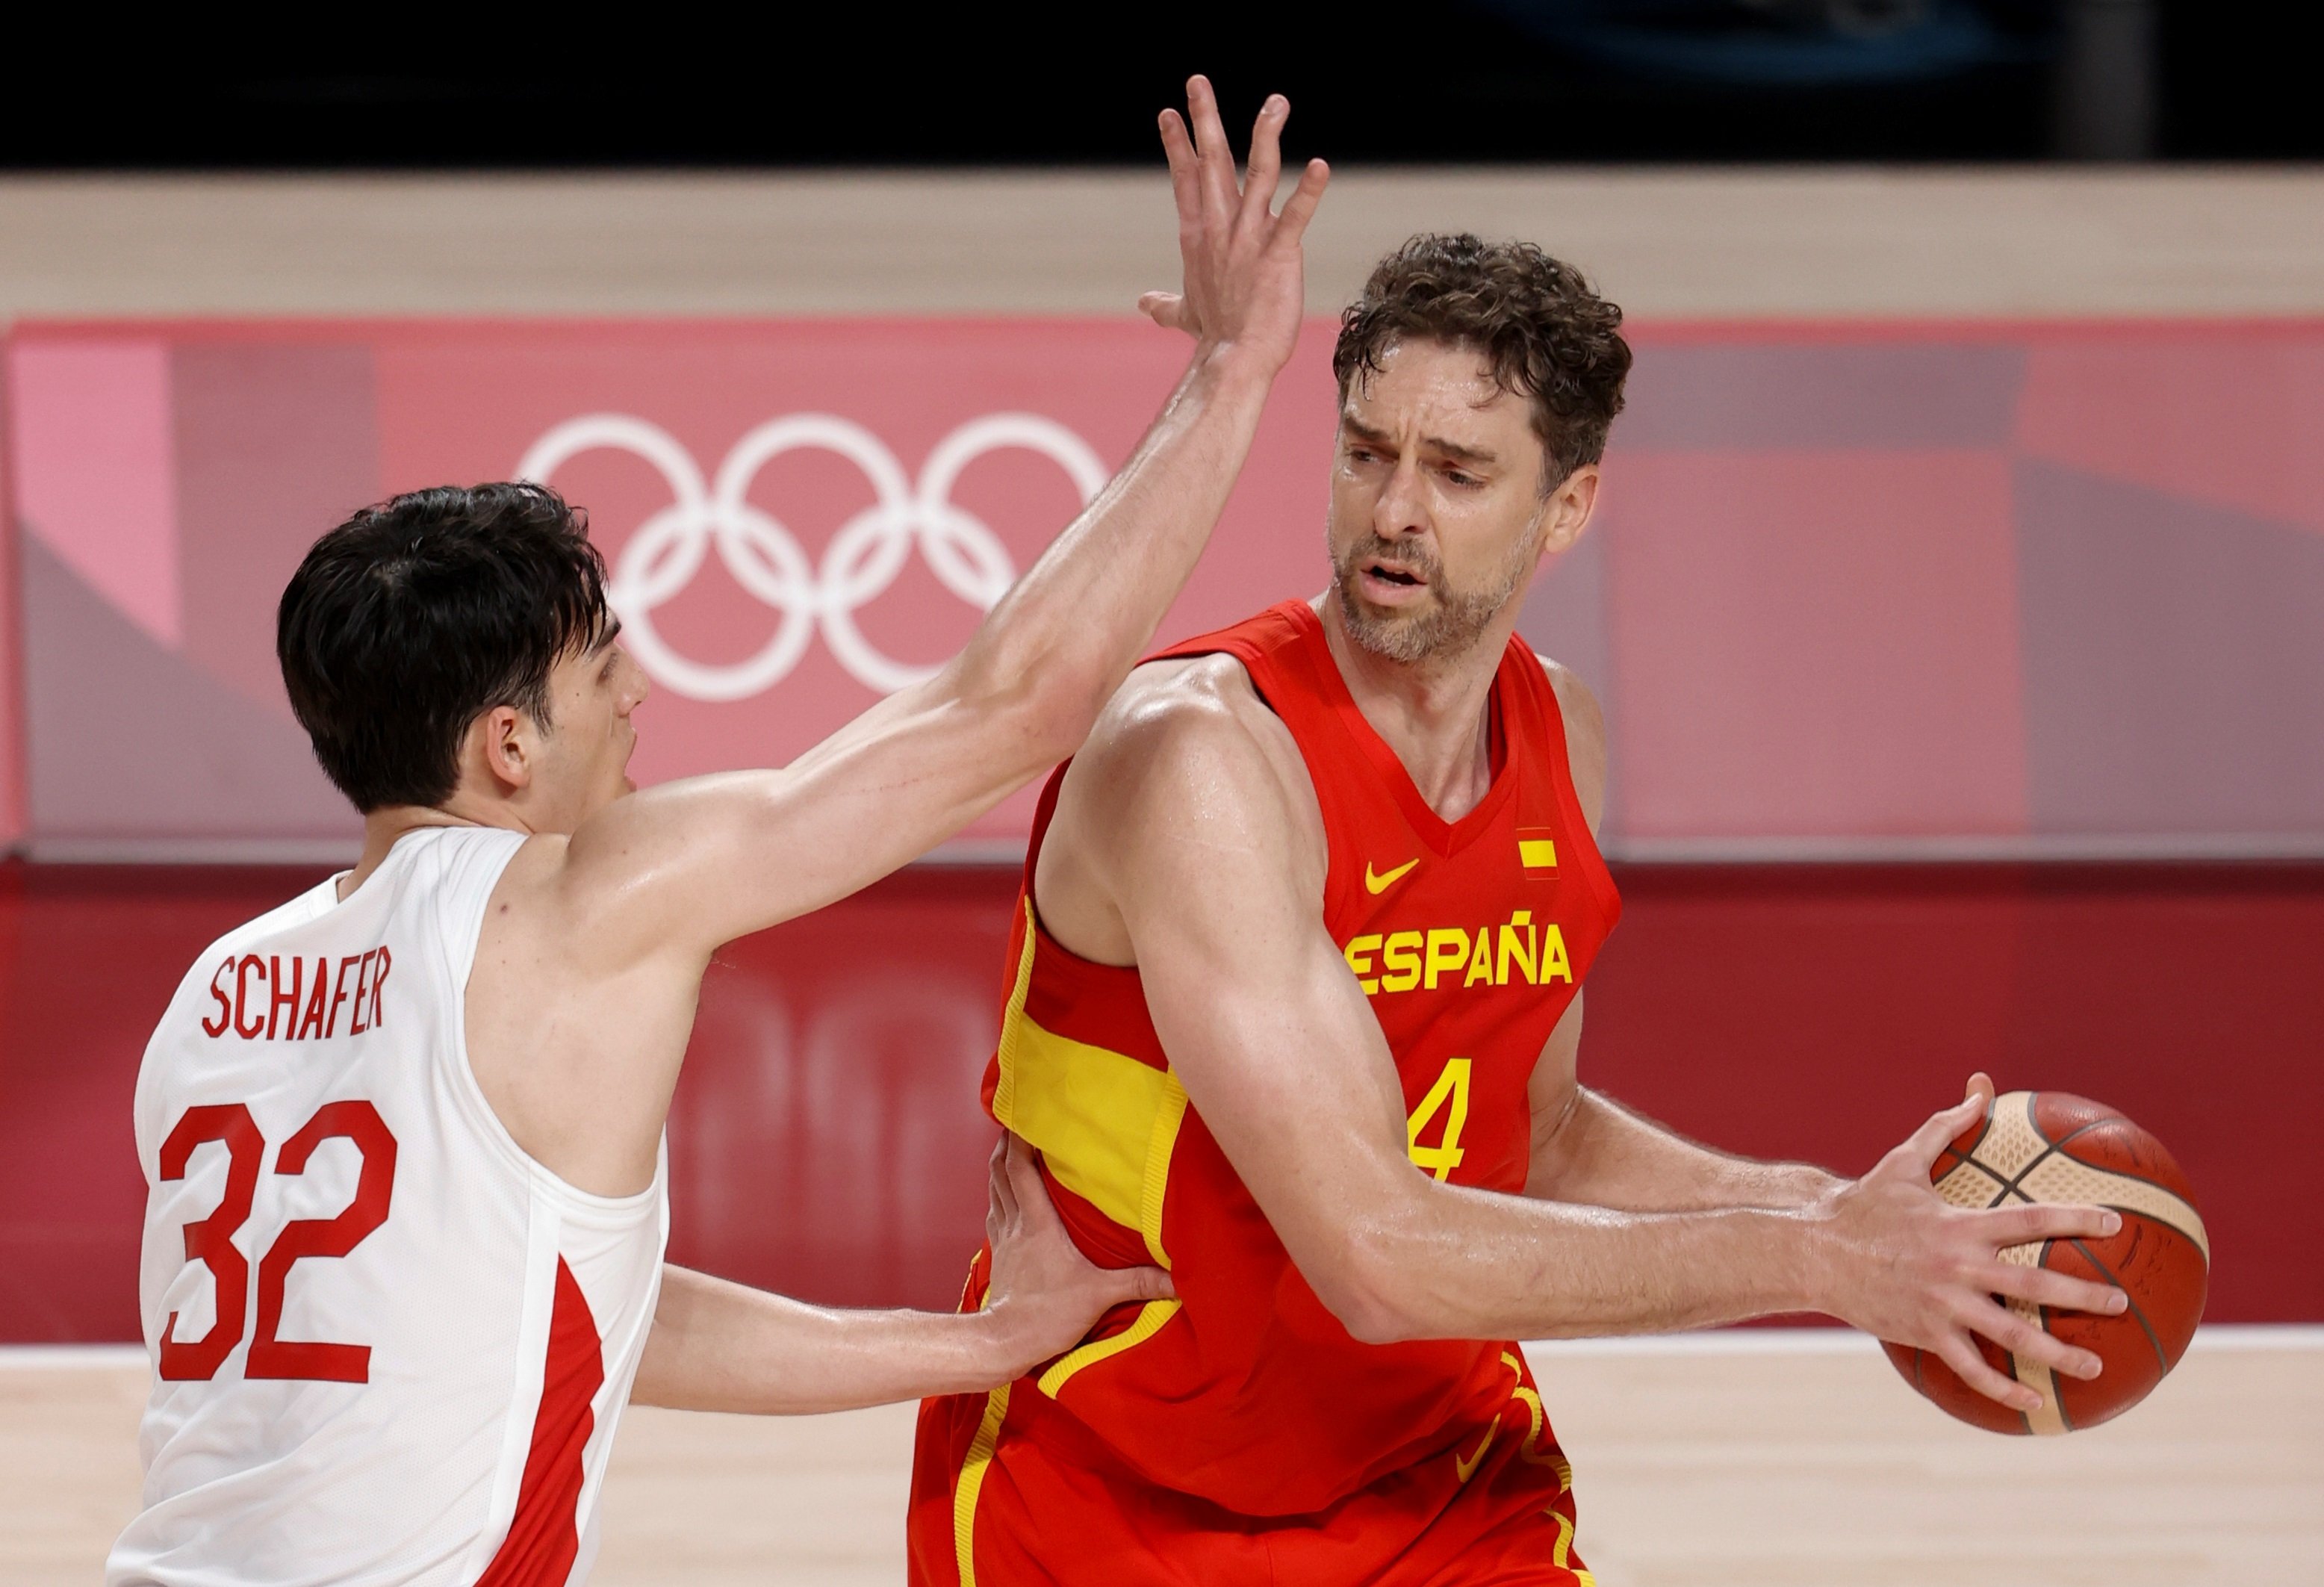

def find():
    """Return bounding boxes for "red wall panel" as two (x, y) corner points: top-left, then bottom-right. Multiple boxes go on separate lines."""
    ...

(0, 332), (23, 847)
(1, 860), (2315, 1341)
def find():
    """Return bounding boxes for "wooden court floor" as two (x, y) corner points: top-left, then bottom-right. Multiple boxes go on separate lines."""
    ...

(7, 1329), (2316, 1586)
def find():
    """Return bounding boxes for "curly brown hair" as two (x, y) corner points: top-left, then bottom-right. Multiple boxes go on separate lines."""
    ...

(1332, 234), (1632, 488)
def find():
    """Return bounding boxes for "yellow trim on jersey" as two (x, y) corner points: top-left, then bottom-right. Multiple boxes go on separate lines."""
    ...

(953, 1383), (1010, 1587)
(988, 905), (1040, 1128)
(1037, 1297), (1183, 1398)
(1137, 1079), (1188, 1266)
(1495, 1349), (1592, 1583)
(1551, 1508), (1591, 1582)
(991, 902), (1188, 1269)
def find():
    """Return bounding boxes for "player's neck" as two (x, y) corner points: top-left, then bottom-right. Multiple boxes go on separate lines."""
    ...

(1317, 594), (1514, 824)
(337, 795), (535, 902)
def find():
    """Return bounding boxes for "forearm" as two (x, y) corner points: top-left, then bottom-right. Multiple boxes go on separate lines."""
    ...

(950, 347), (1276, 750)
(1529, 1087), (1842, 1214)
(632, 1265), (1032, 1416)
(1343, 1177), (1827, 1344)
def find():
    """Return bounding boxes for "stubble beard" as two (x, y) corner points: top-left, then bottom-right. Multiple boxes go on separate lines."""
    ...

(1331, 529), (1539, 665)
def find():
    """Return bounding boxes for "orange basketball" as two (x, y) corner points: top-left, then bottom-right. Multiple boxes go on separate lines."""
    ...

(1883, 1089), (2209, 1435)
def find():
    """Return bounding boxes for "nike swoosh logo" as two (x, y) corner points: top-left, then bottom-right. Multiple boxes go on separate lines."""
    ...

(1455, 1421), (1498, 1483)
(1364, 858), (1420, 895)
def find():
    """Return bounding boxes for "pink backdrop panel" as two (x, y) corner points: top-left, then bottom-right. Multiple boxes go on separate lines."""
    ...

(373, 319), (1342, 842)
(1603, 449), (2030, 841)
(0, 341), (17, 847)
(5, 340), (178, 649)
(2014, 326), (2324, 536)
(7, 317), (2321, 853)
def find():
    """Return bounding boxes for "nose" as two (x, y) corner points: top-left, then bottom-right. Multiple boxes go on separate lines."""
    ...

(615, 646), (650, 713)
(1373, 455), (1431, 541)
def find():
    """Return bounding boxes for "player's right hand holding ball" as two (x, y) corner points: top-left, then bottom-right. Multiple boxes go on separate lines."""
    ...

(1807, 1073), (2129, 1412)
(978, 1133), (1173, 1379)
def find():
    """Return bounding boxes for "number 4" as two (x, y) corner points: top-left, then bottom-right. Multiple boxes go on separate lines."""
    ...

(1406, 1058), (1471, 1181)
(156, 1100), (397, 1384)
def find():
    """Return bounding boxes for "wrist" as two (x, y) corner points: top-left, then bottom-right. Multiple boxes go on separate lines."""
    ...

(1780, 1194), (1846, 1319)
(1187, 337), (1287, 394)
(1786, 1165), (1850, 1211)
(962, 1297), (1043, 1385)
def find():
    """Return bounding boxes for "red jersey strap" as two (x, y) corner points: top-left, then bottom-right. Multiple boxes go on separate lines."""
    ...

(1153, 600), (1532, 853)
(1152, 598), (1616, 928)
(1150, 601), (1343, 742)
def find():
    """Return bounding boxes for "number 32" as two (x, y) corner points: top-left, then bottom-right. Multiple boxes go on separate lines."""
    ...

(155, 1100), (397, 1384)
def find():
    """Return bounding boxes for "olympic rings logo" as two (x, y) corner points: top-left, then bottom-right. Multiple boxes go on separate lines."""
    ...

(516, 413), (1107, 701)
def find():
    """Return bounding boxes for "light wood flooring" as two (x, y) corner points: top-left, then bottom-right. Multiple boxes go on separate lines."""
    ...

(7, 1328), (2315, 1586)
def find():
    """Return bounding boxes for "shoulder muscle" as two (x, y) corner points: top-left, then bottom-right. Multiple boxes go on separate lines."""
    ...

(1036, 655), (1323, 964)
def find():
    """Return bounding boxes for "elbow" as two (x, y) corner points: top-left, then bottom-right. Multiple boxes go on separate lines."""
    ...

(1306, 1227), (1426, 1347)
(958, 647), (1109, 772)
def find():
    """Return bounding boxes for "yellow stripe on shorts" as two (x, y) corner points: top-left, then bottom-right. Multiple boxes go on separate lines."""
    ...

(1037, 1298), (1181, 1397)
(952, 1383), (1010, 1587)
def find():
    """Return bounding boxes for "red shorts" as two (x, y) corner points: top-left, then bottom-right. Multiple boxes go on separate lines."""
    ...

(907, 1358), (1594, 1587)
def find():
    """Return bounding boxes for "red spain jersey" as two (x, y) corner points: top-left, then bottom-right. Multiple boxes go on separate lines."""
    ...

(913, 600), (1621, 1586)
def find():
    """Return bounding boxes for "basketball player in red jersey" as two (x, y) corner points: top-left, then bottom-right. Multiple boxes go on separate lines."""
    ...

(910, 237), (2131, 1585)
(114, 81), (1328, 1586)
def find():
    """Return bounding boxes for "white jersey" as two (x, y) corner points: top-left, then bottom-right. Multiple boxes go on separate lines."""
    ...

(110, 825), (668, 1587)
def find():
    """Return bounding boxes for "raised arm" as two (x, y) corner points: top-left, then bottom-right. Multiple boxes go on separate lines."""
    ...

(1062, 669), (2128, 1415)
(561, 80), (1329, 967)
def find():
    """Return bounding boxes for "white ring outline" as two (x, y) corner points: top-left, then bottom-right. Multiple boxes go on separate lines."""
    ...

(517, 411), (1107, 701)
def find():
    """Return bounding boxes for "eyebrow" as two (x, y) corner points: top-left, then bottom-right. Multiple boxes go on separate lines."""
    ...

(588, 618), (624, 657)
(1340, 414), (1501, 470)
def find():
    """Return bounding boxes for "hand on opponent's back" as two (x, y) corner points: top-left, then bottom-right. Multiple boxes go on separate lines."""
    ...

(978, 1133), (1172, 1379)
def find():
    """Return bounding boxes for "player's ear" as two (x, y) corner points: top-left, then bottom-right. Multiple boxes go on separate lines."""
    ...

(473, 705), (535, 796)
(1536, 463), (1599, 560)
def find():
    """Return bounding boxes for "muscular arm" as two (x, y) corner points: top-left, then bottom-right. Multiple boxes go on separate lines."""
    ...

(1044, 668), (2125, 1409)
(1059, 677), (1818, 1343)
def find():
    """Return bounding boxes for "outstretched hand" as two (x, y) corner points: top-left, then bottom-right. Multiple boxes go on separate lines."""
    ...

(1811, 1073), (2129, 1412)
(980, 1132), (1172, 1376)
(1138, 75), (1330, 372)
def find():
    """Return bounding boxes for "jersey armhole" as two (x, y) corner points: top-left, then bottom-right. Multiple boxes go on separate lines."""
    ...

(436, 828), (665, 1217)
(1524, 654), (1624, 931)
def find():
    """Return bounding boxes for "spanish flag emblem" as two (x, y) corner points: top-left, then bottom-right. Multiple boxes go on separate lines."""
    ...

(1517, 827), (1559, 876)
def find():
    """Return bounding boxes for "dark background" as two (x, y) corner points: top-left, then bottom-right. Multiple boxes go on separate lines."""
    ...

(5, 1), (2312, 169)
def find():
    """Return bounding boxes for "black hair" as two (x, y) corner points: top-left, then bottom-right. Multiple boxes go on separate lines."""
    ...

(277, 482), (612, 813)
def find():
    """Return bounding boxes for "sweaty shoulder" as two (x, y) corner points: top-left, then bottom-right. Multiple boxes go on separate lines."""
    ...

(1535, 653), (1607, 837)
(1034, 653), (1325, 967)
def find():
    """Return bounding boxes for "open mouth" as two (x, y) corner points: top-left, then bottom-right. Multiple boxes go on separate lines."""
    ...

(1358, 557), (1431, 600)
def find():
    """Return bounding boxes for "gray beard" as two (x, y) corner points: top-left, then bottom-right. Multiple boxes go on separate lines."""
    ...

(1331, 530), (1538, 665)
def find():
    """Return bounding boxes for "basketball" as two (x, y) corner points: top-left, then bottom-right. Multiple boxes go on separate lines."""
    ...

(1884, 1090), (2210, 1435)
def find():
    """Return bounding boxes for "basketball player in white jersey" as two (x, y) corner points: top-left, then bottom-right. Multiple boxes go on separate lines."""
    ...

(111, 79), (1328, 1586)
